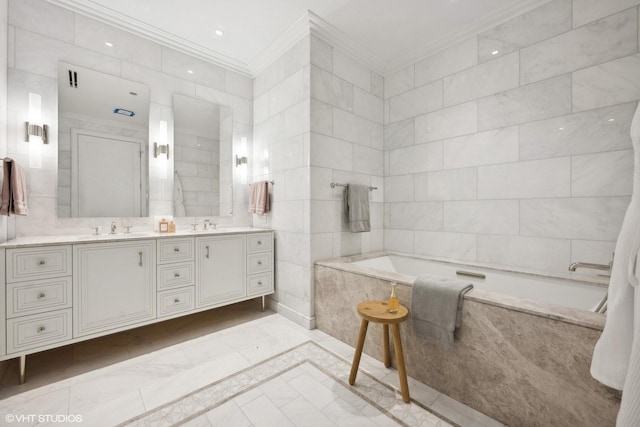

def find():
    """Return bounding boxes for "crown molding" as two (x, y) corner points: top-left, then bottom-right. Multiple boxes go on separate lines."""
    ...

(45, 0), (253, 76)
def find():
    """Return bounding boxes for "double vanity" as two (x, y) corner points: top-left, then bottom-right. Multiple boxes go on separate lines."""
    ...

(0, 227), (274, 383)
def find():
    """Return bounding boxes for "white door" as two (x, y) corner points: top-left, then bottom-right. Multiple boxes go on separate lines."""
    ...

(73, 241), (156, 337)
(196, 235), (246, 308)
(71, 129), (144, 217)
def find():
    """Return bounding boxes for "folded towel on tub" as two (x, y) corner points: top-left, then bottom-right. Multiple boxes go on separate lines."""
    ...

(411, 275), (472, 350)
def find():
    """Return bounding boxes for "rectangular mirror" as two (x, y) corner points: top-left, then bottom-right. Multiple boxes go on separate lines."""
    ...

(57, 62), (150, 218)
(172, 94), (233, 217)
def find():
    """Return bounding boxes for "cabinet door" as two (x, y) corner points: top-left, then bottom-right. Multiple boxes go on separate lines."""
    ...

(196, 235), (246, 308)
(74, 240), (156, 337)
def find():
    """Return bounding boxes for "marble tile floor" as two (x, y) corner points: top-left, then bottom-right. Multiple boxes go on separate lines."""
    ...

(0, 301), (504, 427)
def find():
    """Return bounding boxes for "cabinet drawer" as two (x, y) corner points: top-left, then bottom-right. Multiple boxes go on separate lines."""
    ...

(247, 253), (272, 274)
(157, 238), (194, 264)
(157, 288), (195, 318)
(247, 273), (273, 296)
(7, 277), (72, 318)
(7, 309), (72, 354)
(7, 246), (71, 283)
(247, 233), (272, 253)
(157, 262), (195, 291)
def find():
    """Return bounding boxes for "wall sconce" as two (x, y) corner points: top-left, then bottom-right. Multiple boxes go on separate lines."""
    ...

(235, 155), (247, 167)
(25, 93), (48, 169)
(153, 120), (169, 159)
(235, 136), (248, 167)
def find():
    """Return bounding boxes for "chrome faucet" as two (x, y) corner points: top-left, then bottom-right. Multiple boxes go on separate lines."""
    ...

(110, 222), (118, 234)
(568, 261), (612, 273)
(203, 219), (211, 230)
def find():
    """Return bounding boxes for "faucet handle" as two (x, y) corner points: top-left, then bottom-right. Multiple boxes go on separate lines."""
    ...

(191, 223), (198, 231)
(91, 226), (101, 236)
(124, 226), (133, 234)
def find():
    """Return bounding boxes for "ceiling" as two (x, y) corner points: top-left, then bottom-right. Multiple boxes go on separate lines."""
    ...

(48, 0), (551, 76)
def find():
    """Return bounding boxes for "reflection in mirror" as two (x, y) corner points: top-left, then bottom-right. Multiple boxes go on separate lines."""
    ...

(57, 62), (150, 218)
(172, 94), (233, 217)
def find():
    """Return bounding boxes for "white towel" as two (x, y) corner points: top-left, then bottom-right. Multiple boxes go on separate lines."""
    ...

(590, 102), (640, 426)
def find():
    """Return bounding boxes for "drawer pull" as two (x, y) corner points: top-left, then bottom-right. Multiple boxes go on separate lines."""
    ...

(138, 252), (143, 267)
(257, 241), (262, 245)
(38, 260), (46, 265)
(174, 298), (180, 303)
(174, 273), (181, 278)
(257, 261), (262, 265)
(257, 281), (263, 285)
(37, 292), (46, 299)
(205, 246), (210, 259)
(37, 326), (45, 333)
(174, 247), (180, 252)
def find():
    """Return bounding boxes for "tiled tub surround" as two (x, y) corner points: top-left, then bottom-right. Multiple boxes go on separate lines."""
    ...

(383, 0), (640, 275)
(315, 253), (621, 427)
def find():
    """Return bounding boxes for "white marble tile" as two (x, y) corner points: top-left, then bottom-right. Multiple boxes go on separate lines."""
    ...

(9, 0), (74, 43)
(240, 394), (296, 427)
(477, 235), (571, 273)
(415, 101), (478, 143)
(520, 197), (630, 240)
(371, 122), (384, 150)
(271, 201), (305, 233)
(354, 86), (383, 124)
(384, 118), (415, 151)
(443, 126), (519, 169)
(283, 166), (310, 201)
(571, 240), (617, 266)
(414, 231), (477, 261)
(385, 175), (414, 202)
(371, 71), (384, 98)
(521, 9), (637, 84)
(478, 157), (571, 199)
(254, 56), (284, 97)
(572, 150), (634, 196)
(478, 0), (572, 63)
(162, 47), (225, 91)
(519, 103), (635, 160)
(0, 386), (71, 424)
(225, 70), (252, 99)
(333, 49), (371, 92)
(416, 168), (477, 201)
(444, 52), (519, 106)
(572, 54), (640, 112)
(310, 200), (342, 233)
(253, 93), (269, 124)
(282, 394), (339, 426)
(310, 99), (333, 136)
(310, 35), (333, 72)
(478, 74), (571, 131)
(310, 133), (353, 171)
(388, 202), (443, 231)
(389, 141), (442, 175)
(353, 145), (383, 175)
(14, 28), (122, 79)
(444, 200), (519, 235)
(74, 14), (162, 72)
(333, 107), (373, 146)
(415, 37), (477, 86)
(259, 375), (301, 408)
(388, 80), (443, 123)
(284, 35), (310, 78)
(284, 100), (309, 139)
(311, 65), (354, 111)
(205, 400), (252, 427)
(269, 68), (304, 116)
(385, 65), (415, 99)
(79, 390), (146, 427)
(385, 228), (415, 253)
(573, 0), (640, 27)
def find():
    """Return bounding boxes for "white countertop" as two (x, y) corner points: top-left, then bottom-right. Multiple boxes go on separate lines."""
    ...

(0, 227), (272, 248)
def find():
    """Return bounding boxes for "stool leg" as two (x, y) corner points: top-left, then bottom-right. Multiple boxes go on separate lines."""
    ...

(392, 323), (410, 403)
(383, 324), (391, 368)
(349, 319), (369, 385)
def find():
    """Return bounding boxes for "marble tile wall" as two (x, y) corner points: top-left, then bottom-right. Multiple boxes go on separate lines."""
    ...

(5, 0), (253, 237)
(384, 0), (640, 274)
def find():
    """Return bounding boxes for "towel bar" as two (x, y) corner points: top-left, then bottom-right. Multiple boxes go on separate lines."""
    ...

(456, 270), (486, 279)
(330, 182), (377, 191)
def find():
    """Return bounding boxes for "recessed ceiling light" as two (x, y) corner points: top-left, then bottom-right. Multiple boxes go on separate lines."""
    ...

(608, 118), (615, 122)
(187, 69), (194, 74)
(491, 50), (499, 55)
(215, 29), (224, 36)
(105, 42), (113, 47)
(558, 127), (565, 131)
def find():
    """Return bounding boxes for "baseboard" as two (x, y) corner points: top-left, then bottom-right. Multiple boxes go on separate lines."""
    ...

(269, 299), (316, 329)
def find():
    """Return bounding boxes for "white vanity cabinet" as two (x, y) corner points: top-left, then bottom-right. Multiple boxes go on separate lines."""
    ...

(196, 234), (246, 308)
(246, 233), (274, 296)
(157, 238), (195, 318)
(73, 240), (156, 338)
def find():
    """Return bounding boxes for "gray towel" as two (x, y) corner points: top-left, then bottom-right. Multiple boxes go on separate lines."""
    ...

(344, 184), (370, 232)
(411, 275), (473, 350)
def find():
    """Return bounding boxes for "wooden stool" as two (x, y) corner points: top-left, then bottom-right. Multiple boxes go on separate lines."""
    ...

(349, 300), (410, 402)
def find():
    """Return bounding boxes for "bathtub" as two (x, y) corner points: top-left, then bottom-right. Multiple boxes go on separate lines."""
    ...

(314, 252), (619, 427)
(352, 254), (608, 313)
